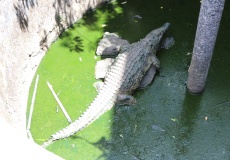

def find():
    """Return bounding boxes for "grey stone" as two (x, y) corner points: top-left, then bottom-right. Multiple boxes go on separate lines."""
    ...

(95, 58), (115, 79)
(96, 32), (130, 56)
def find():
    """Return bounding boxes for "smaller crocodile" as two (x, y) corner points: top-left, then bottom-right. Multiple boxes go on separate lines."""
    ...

(42, 23), (173, 147)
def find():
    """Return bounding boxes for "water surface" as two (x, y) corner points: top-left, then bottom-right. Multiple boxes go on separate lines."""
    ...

(27, 0), (230, 159)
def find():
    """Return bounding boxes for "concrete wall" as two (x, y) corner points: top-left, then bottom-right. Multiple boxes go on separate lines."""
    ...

(0, 0), (107, 133)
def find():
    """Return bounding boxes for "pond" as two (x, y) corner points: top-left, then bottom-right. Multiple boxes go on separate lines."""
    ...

(27, 0), (230, 159)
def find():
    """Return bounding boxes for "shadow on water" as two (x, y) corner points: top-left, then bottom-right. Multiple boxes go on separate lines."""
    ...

(86, 0), (200, 159)
(175, 91), (202, 158)
(58, 1), (123, 53)
(71, 135), (112, 160)
(60, 33), (84, 53)
(81, 1), (119, 30)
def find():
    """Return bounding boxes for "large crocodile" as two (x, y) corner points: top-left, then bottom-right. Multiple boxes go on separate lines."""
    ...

(42, 22), (171, 147)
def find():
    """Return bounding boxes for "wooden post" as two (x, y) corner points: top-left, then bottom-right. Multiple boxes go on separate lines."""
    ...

(187, 0), (225, 94)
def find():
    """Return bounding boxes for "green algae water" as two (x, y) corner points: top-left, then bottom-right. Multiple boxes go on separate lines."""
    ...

(27, 0), (230, 159)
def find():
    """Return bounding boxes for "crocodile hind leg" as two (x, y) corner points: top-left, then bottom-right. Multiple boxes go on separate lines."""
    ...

(116, 66), (157, 105)
(117, 65), (157, 104)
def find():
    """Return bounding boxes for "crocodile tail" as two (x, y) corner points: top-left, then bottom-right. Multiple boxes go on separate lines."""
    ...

(42, 52), (126, 148)
(42, 83), (117, 148)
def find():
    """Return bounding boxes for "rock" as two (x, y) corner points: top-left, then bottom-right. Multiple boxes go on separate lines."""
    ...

(151, 124), (166, 132)
(133, 15), (142, 20)
(96, 32), (130, 56)
(95, 58), (115, 79)
(93, 81), (104, 92)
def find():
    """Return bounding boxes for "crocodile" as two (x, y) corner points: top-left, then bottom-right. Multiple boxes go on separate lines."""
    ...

(42, 22), (171, 147)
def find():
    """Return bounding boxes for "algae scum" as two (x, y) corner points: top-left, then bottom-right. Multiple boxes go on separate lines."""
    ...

(27, 0), (230, 159)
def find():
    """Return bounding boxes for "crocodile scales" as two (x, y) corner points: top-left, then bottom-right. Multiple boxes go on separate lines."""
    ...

(42, 23), (171, 147)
